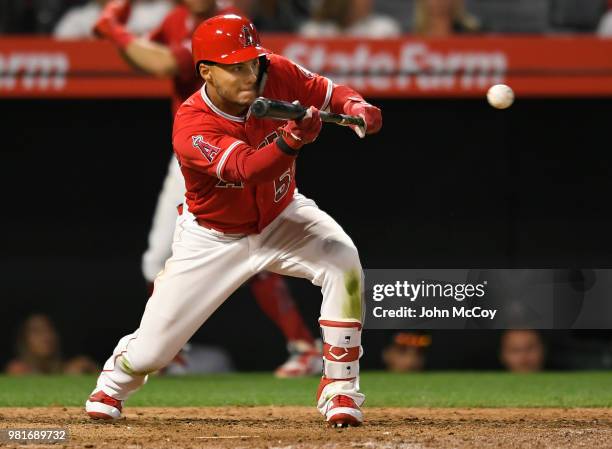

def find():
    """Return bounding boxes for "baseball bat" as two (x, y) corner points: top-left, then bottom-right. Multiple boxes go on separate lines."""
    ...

(250, 97), (365, 128)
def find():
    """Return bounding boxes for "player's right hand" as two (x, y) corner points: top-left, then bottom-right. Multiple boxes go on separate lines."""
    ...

(344, 100), (382, 138)
(279, 105), (322, 150)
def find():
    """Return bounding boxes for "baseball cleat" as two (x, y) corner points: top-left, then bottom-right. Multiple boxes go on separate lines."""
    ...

(85, 391), (123, 420)
(324, 395), (363, 428)
(275, 340), (323, 378)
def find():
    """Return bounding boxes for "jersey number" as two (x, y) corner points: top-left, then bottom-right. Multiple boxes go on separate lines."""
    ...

(216, 180), (244, 188)
(274, 168), (292, 203)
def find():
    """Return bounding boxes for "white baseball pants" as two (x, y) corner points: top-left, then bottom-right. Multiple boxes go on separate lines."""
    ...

(95, 191), (365, 413)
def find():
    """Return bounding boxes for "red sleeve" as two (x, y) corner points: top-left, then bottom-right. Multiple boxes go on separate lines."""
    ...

(145, 13), (192, 80)
(223, 141), (296, 184)
(148, 22), (166, 43)
(329, 83), (366, 114)
(173, 127), (296, 185)
(270, 55), (333, 111)
(148, 5), (180, 43)
(169, 43), (194, 81)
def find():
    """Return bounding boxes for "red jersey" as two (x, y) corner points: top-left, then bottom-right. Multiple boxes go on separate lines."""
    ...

(172, 54), (334, 234)
(148, 4), (241, 115)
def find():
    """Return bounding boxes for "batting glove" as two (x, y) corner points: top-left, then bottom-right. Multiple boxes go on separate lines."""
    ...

(279, 105), (322, 151)
(93, 0), (134, 49)
(344, 98), (382, 138)
(103, 0), (132, 24)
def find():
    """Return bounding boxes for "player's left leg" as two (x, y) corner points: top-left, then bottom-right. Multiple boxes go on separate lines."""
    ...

(249, 272), (322, 378)
(87, 213), (254, 419)
(251, 192), (364, 427)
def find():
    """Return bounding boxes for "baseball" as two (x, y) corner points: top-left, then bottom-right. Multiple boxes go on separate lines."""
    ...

(487, 84), (514, 109)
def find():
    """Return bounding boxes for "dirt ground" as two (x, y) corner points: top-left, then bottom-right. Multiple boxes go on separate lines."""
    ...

(1, 407), (611, 449)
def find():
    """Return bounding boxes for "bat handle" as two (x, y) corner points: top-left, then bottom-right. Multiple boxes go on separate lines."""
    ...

(320, 111), (365, 128)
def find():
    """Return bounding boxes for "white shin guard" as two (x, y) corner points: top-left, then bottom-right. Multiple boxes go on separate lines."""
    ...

(317, 319), (365, 414)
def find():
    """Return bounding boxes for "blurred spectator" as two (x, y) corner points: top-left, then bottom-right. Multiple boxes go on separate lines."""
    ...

(549, 0), (605, 33)
(54, 0), (171, 39)
(300, 0), (401, 38)
(382, 332), (430, 372)
(499, 330), (545, 373)
(0, 0), (67, 34)
(247, 0), (310, 33)
(598, 0), (612, 36)
(5, 314), (98, 375)
(414, 0), (480, 37)
(374, 0), (413, 33)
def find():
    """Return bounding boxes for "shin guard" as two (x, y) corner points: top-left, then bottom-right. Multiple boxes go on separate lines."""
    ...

(316, 320), (365, 413)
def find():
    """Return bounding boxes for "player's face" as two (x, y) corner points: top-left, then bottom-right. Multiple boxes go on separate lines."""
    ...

(209, 59), (260, 108)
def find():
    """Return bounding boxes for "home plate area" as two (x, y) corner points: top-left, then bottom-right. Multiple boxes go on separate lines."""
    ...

(2, 407), (611, 448)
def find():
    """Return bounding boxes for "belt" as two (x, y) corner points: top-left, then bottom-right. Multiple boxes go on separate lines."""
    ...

(177, 203), (247, 238)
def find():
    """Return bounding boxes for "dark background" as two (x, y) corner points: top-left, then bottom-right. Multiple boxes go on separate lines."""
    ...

(2, 97), (611, 370)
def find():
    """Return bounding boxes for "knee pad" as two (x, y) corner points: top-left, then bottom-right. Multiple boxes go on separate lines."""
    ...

(322, 238), (361, 274)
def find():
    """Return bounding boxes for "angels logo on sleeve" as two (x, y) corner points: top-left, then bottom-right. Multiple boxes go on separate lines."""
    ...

(192, 135), (220, 162)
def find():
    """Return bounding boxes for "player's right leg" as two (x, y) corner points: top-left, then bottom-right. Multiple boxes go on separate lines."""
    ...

(86, 214), (254, 420)
(251, 193), (365, 427)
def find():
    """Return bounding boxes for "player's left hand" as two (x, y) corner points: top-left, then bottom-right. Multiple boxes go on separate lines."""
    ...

(279, 105), (322, 150)
(344, 100), (382, 138)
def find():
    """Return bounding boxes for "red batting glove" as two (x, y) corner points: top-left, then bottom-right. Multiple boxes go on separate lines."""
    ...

(344, 98), (382, 138)
(93, 0), (134, 49)
(279, 106), (322, 150)
(106, 0), (132, 24)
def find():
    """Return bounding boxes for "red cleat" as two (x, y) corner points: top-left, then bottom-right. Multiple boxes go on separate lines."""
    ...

(275, 340), (322, 378)
(85, 391), (123, 420)
(324, 395), (363, 428)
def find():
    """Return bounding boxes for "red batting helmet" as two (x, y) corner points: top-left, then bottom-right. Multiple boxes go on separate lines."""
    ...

(192, 14), (269, 68)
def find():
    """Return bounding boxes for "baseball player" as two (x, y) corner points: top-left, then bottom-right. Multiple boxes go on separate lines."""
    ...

(94, 0), (322, 377)
(85, 14), (382, 427)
